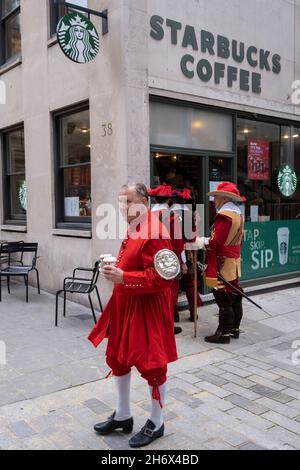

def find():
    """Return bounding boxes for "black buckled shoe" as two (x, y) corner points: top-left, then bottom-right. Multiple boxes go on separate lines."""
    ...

(230, 328), (240, 339)
(174, 326), (182, 335)
(129, 420), (164, 448)
(94, 412), (133, 435)
(205, 329), (231, 344)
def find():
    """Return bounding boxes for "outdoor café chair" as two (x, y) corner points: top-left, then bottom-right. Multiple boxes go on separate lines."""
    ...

(0, 242), (40, 302)
(55, 261), (103, 326)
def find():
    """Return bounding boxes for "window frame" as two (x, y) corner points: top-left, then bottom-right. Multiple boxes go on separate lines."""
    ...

(0, 0), (21, 66)
(49, 0), (67, 37)
(49, 0), (89, 37)
(53, 101), (92, 230)
(1, 123), (26, 225)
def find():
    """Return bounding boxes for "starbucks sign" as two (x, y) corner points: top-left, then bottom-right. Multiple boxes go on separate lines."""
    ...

(57, 12), (100, 63)
(277, 164), (298, 198)
(19, 181), (27, 211)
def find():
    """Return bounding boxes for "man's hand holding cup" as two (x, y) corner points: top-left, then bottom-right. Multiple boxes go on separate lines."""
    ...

(101, 256), (124, 284)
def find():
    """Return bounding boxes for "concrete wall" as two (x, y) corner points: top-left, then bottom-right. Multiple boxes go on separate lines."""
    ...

(0, 0), (300, 304)
(0, 0), (149, 304)
(148, 0), (300, 120)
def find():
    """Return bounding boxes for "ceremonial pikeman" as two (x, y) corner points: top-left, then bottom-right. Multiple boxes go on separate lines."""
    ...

(170, 188), (202, 322)
(197, 182), (245, 344)
(148, 184), (186, 335)
(88, 183), (179, 448)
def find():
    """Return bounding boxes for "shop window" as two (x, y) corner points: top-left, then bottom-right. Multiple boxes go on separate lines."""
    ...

(209, 157), (233, 225)
(237, 118), (300, 221)
(49, 0), (88, 37)
(150, 102), (233, 152)
(2, 126), (26, 223)
(237, 117), (300, 281)
(0, 0), (21, 65)
(54, 105), (91, 227)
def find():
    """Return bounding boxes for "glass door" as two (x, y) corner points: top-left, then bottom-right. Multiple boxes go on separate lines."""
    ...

(152, 151), (205, 206)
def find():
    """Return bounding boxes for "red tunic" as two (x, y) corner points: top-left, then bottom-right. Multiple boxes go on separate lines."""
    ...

(88, 211), (178, 371)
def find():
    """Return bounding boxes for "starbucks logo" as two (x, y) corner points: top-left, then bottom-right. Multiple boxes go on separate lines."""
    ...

(19, 181), (27, 211)
(277, 165), (298, 197)
(57, 12), (100, 64)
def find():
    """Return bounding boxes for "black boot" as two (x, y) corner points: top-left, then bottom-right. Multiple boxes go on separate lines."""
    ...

(129, 420), (164, 448)
(174, 305), (180, 323)
(205, 296), (235, 344)
(174, 326), (182, 335)
(231, 294), (243, 339)
(205, 328), (231, 344)
(94, 412), (133, 435)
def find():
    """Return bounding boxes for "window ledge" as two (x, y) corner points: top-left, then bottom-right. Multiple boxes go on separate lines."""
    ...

(0, 56), (22, 76)
(52, 228), (92, 238)
(48, 36), (58, 48)
(1, 224), (27, 233)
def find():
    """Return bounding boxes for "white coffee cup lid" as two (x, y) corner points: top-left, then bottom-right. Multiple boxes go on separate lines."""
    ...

(103, 256), (117, 262)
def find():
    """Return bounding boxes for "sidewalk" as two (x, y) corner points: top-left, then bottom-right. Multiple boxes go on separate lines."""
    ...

(1, 282), (300, 450)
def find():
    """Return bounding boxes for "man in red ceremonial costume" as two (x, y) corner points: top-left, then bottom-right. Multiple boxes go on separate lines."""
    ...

(170, 188), (202, 322)
(88, 183), (179, 448)
(148, 184), (186, 335)
(197, 182), (245, 344)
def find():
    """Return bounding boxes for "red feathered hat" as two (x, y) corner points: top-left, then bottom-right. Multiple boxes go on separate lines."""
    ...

(147, 184), (173, 198)
(207, 182), (245, 202)
(171, 188), (193, 200)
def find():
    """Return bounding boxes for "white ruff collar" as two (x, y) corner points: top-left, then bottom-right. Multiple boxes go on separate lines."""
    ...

(218, 202), (242, 215)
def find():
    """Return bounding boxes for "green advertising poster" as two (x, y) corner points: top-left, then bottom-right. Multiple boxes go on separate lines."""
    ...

(241, 220), (300, 280)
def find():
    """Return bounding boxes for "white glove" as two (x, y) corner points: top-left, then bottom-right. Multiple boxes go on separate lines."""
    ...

(195, 237), (209, 250)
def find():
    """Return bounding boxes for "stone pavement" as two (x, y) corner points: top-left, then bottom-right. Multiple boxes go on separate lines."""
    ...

(1, 282), (300, 450)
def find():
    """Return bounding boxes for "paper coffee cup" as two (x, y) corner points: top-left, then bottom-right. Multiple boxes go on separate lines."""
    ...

(277, 227), (289, 266)
(102, 256), (117, 267)
(99, 254), (114, 274)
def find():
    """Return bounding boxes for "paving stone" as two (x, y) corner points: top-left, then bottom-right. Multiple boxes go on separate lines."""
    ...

(276, 378), (300, 391)
(195, 392), (235, 412)
(203, 421), (248, 447)
(238, 356), (274, 371)
(244, 366), (281, 381)
(225, 395), (270, 415)
(194, 371), (229, 387)
(195, 381), (232, 398)
(220, 373), (256, 389)
(284, 389), (300, 401)
(217, 364), (252, 378)
(262, 411), (300, 435)
(272, 368), (300, 384)
(248, 375), (286, 392)
(256, 397), (300, 419)
(222, 383), (261, 401)
(9, 420), (37, 438)
(238, 442), (267, 450)
(1, 283), (300, 451)
(84, 399), (111, 415)
(203, 439), (236, 450)
(266, 426), (300, 449)
(233, 423), (283, 450)
(287, 400), (300, 412)
(227, 407), (274, 431)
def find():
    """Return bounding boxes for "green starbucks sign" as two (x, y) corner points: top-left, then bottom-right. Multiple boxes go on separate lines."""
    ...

(277, 164), (298, 197)
(57, 12), (100, 63)
(19, 180), (27, 211)
(241, 220), (300, 281)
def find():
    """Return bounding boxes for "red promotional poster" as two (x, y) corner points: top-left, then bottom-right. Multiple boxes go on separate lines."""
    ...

(248, 140), (270, 180)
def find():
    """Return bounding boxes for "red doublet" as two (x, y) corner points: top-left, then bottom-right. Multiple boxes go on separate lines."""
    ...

(88, 211), (178, 372)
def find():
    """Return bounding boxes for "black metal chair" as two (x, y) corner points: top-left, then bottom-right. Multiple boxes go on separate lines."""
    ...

(0, 242), (40, 302)
(55, 261), (103, 326)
